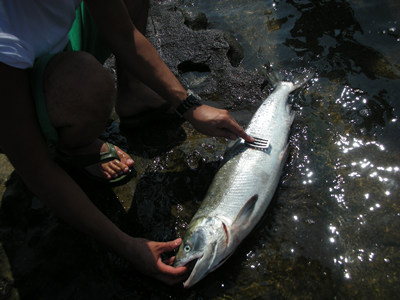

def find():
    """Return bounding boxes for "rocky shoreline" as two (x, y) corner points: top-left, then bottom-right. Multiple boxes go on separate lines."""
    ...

(0, 1), (268, 298)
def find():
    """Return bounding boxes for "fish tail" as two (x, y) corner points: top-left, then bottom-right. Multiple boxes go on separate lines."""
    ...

(265, 65), (315, 92)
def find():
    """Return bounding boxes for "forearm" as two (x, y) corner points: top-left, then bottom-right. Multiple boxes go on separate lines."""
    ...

(6, 138), (130, 255)
(85, 0), (187, 108)
(40, 168), (128, 248)
(83, 0), (253, 142)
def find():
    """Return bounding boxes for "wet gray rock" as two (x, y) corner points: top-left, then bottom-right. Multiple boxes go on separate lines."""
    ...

(182, 10), (208, 31)
(146, 1), (267, 114)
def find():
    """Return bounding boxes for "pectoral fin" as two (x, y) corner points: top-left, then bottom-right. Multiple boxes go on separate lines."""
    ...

(232, 194), (258, 230)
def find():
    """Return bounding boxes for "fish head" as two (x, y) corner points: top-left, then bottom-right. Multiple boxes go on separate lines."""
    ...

(174, 217), (228, 288)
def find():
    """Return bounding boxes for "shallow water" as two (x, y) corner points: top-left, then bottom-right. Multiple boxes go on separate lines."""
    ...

(175, 0), (400, 298)
(1, 0), (399, 299)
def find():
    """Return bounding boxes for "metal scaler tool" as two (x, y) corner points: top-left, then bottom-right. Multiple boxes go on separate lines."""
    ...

(245, 136), (270, 150)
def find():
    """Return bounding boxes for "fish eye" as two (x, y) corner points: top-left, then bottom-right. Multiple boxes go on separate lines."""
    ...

(184, 244), (191, 252)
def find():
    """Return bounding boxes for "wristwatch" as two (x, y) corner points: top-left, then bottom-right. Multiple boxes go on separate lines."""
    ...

(175, 90), (202, 117)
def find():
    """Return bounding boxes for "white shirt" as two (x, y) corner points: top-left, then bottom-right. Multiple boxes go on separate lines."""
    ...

(0, 0), (82, 69)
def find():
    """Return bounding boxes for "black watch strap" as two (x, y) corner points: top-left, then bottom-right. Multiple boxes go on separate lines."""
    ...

(176, 93), (202, 117)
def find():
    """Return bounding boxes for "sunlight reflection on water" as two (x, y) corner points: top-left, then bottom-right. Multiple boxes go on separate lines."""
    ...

(177, 0), (400, 298)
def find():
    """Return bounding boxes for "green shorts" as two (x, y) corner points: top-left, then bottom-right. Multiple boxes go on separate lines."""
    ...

(31, 3), (111, 145)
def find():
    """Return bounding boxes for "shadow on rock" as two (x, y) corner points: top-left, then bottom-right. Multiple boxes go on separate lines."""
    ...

(120, 118), (187, 159)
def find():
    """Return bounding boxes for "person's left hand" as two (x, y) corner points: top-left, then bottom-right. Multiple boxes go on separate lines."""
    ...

(183, 105), (254, 142)
(123, 236), (189, 285)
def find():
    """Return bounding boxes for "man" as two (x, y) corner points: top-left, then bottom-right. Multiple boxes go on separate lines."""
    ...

(0, 0), (253, 285)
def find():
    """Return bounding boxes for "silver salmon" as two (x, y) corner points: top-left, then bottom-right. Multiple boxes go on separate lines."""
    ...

(174, 72), (311, 288)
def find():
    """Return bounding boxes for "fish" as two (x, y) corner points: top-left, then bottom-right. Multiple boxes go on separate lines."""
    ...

(174, 70), (312, 288)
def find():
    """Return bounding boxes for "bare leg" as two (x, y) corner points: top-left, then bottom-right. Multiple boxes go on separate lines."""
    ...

(44, 51), (134, 180)
(114, 0), (174, 119)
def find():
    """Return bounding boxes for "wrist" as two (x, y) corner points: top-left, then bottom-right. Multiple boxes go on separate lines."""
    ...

(175, 90), (202, 118)
(112, 231), (135, 258)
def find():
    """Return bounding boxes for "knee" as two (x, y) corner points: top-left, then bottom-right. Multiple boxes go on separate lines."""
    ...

(46, 51), (114, 97)
(75, 52), (116, 108)
(124, 0), (149, 11)
(76, 52), (115, 93)
(45, 51), (115, 109)
(123, 0), (149, 22)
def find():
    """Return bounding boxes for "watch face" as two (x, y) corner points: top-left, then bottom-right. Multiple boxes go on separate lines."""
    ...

(187, 94), (201, 106)
(176, 93), (202, 116)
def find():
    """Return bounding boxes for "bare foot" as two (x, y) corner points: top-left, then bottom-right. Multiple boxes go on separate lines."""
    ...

(87, 143), (134, 180)
(59, 140), (135, 181)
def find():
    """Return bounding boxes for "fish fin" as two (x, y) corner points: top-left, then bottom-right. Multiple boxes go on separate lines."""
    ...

(265, 64), (315, 92)
(280, 144), (290, 163)
(265, 64), (282, 88)
(224, 138), (242, 156)
(290, 68), (315, 91)
(288, 109), (296, 126)
(232, 194), (258, 230)
(222, 139), (247, 166)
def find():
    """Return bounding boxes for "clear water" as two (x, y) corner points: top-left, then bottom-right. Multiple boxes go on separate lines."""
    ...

(175, 0), (400, 298)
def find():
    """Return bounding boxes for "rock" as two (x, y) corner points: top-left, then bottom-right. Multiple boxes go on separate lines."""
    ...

(146, 1), (267, 117)
(183, 11), (208, 31)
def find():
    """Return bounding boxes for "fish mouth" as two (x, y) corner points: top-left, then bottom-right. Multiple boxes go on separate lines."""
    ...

(174, 252), (202, 268)
(182, 246), (219, 288)
(176, 254), (202, 270)
(185, 257), (201, 272)
(180, 255), (203, 288)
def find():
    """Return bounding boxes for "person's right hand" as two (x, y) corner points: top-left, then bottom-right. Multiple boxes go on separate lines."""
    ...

(183, 104), (254, 142)
(123, 236), (189, 285)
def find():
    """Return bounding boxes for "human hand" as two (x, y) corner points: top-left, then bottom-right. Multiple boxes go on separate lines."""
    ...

(183, 105), (254, 142)
(124, 237), (189, 285)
